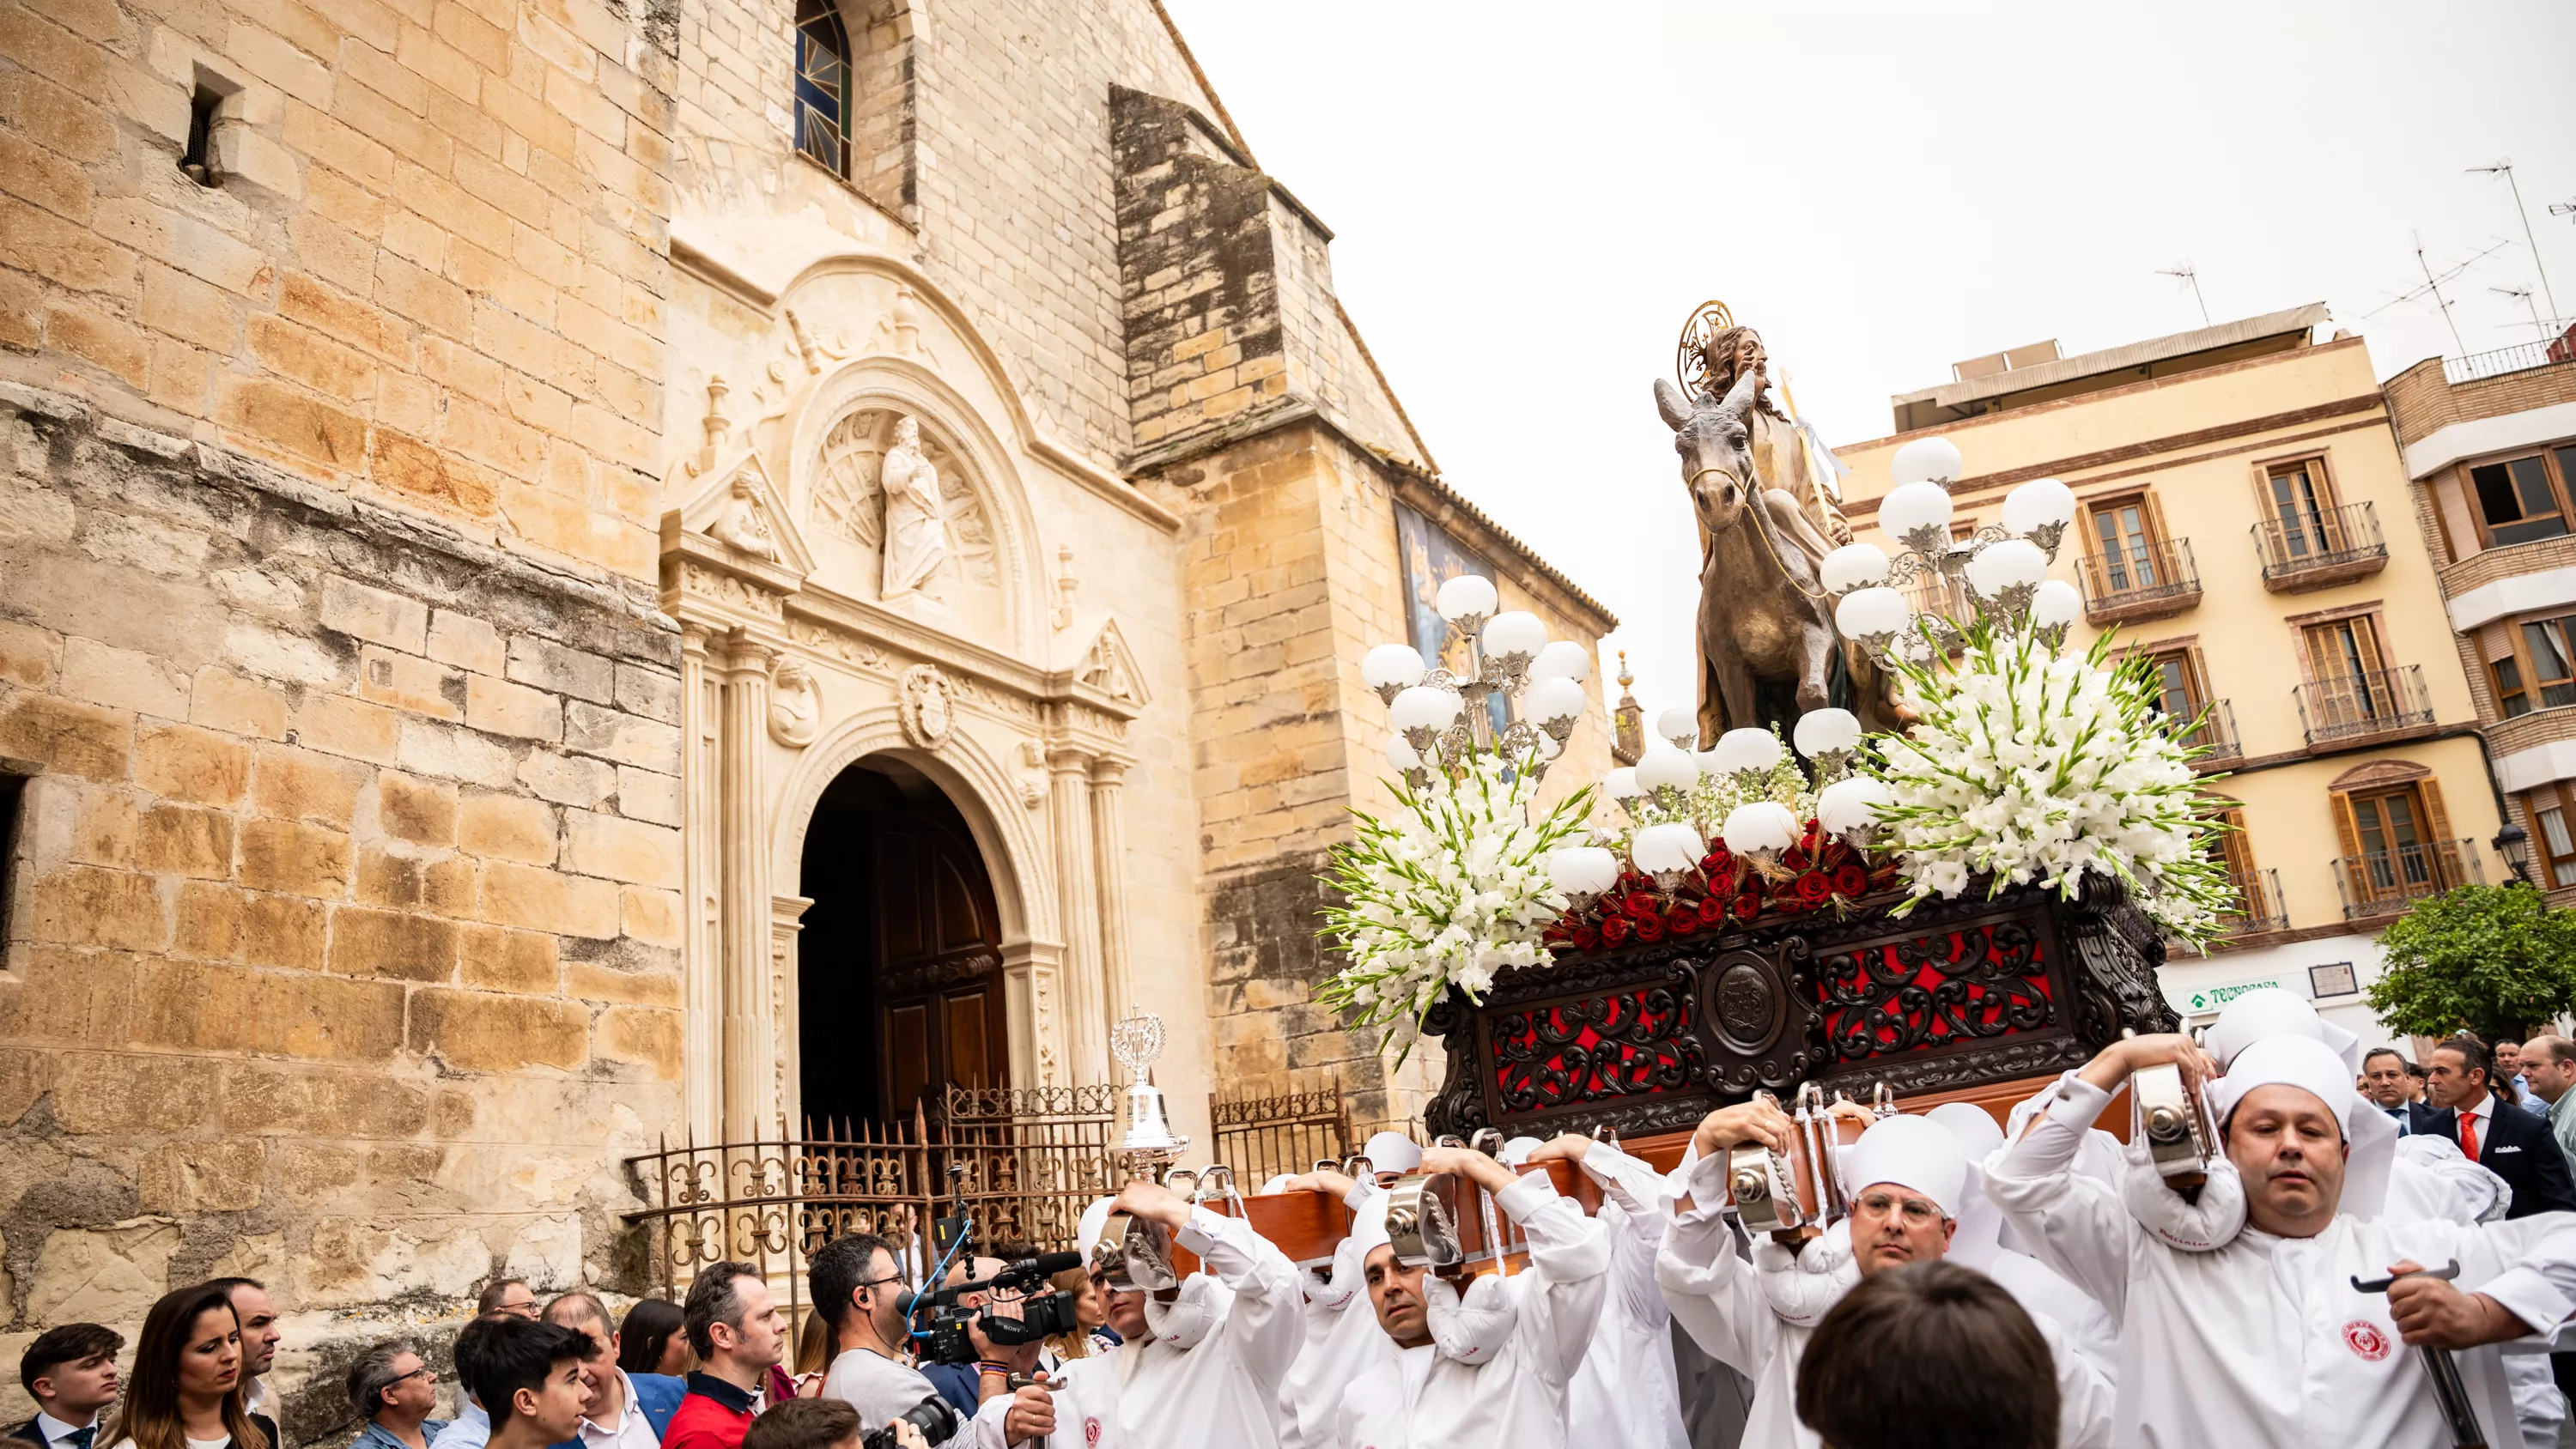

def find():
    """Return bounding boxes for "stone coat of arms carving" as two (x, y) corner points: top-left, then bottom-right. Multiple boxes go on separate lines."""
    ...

(899, 664), (955, 748)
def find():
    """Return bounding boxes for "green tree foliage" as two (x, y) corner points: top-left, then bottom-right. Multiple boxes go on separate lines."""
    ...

(2366, 883), (2576, 1040)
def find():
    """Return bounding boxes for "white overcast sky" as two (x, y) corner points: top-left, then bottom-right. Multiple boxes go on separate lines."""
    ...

(1161, 0), (2576, 724)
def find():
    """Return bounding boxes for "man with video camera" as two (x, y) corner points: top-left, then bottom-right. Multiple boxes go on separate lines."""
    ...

(919, 1247), (1088, 1419)
(809, 1234), (1053, 1447)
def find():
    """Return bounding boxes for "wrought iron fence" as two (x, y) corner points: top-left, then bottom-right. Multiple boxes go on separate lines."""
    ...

(2253, 500), (2386, 581)
(2336, 839), (2483, 918)
(2295, 666), (2433, 746)
(623, 1083), (1119, 1307)
(2076, 537), (2200, 616)
(1209, 1078), (1353, 1184)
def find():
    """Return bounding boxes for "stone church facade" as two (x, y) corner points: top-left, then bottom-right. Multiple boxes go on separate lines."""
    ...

(0, 0), (1609, 1432)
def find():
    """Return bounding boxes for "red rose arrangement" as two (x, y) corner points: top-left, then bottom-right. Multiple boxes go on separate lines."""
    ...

(1544, 820), (1905, 955)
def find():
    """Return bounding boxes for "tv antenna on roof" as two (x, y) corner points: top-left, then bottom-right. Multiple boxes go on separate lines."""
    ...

(2156, 261), (2210, 326)
(2489, 287), (2571, 344)
(2364, 233), (2512, 355)
(2470, 160), (2560, 325)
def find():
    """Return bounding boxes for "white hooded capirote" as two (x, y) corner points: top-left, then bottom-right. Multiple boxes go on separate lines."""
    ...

(1986, 1038), (2576, 1449)
(2202, 985), (2362, 1073)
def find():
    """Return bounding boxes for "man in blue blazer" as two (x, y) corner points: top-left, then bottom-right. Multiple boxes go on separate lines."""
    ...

(545, 1294), (686, 1449)
(2409, 1034), (2576, 1217)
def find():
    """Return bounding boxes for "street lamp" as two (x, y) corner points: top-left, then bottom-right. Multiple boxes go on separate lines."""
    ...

(2494, 822), (2534, 886)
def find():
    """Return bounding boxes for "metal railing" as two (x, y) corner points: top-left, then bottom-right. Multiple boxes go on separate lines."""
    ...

(1209, 1078), (1353, 1185)
(2295, 665), (2433, 746)
(2216, 866), (2287, 937)
(622, 1083), (1119, 1307)
(2336, 840), (2482, 918)
(2077, 537), (2200, 615)
(2167, 699), (2240, 764)
(2445, 335), (2576, 385)
(2253, 500), (2386, 582)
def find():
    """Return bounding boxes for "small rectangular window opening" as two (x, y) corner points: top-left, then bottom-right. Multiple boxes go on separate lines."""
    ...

(182, 77), (229, 186)
(0, 773), (24, 954)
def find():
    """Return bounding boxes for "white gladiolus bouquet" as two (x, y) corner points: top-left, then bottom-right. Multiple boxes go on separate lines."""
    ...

(1317, 743), (1593, 1058)
(1867, 618), (2236, 949)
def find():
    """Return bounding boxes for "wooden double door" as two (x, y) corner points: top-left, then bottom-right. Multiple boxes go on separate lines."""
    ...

(798, 762), (1009, 1133)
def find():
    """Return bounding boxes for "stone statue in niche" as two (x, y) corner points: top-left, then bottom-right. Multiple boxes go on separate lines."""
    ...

(710, 475), (777, 561)
(810, 409), (1004, 615)
(879, 417), (950, 602)
(1079, 634), (1136, 703)
(769, 662), (820, 746)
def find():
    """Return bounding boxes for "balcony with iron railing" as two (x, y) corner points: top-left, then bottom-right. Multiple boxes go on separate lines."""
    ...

(2167, 698), (2241, 767)
(2252, 500), (2387, 593)
(2216, 866), (2287, 938)
(2336, 839), (2482, 919)
(2295, 665), (2435, 748)
(2077, 537), (2200, 625)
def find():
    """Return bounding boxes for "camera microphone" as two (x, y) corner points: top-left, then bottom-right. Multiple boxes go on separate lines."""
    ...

(932, 1250), (1084, 1303)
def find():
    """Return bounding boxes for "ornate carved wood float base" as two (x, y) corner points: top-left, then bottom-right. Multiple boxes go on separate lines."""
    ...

(1421, 876), (2181, 1142)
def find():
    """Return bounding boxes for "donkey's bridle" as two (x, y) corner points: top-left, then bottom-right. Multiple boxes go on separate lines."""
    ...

(1685, 465), (1828, 602)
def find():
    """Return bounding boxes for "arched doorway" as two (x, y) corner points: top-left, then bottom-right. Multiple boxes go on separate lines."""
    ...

(797, 757), (1009, 1131)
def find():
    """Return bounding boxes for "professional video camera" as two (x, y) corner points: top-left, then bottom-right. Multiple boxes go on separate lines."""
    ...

(920, 1250), (1085, 1365)
(857, 1397), (956, 1449)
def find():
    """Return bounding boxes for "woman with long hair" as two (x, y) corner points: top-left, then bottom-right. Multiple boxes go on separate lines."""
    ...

(103, 1282), (269, 1449)
(614, 1299), (688, 1379)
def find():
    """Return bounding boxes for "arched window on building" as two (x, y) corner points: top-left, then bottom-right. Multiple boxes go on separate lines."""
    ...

(794, 0), (851, 176)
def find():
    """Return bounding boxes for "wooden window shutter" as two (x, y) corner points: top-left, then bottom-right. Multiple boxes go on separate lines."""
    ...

(2421, 776), (2454, 846)
(2352, 615), (2388, 676)
(2332, 791), (2363, 861)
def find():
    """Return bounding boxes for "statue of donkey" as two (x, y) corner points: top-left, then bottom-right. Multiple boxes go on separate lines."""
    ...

(1655, 371), (1899, 741)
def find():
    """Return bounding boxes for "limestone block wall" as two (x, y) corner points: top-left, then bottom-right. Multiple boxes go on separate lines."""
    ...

(0, 0), (677, 583)
(1170, 420), (1616, 1133)
(0, 386), (682, 1443)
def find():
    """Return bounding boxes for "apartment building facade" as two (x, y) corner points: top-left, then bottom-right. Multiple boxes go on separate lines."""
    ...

(1837, 305), (2506, 1048)
(2385, 330), (2576, 898)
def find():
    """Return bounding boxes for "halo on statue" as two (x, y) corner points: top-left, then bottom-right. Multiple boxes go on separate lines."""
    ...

(1674, 299), (1737, 400)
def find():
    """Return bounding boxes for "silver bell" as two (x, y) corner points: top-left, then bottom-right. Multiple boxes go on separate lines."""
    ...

(1121, 1068), (1188, 1155)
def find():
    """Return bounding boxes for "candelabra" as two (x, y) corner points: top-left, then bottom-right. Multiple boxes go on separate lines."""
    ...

(1818, 436), (2083, 664)
(1359, 573), (1591, 788)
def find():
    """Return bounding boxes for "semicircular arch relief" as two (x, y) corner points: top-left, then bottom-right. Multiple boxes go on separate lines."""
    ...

(802, 402), (1011, 646)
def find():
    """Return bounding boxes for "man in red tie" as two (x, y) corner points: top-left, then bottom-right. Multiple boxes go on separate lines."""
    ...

(2408, 1034), (2576, 1219)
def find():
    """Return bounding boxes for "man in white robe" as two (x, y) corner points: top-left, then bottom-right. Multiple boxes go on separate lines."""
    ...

(1513, 1135), (1689, 1449)
(1986, 1030), (2576, 1448)
(1267, 1167), (1397, 1449)
(1924, 1102), (2119, 1379)
(1657, 1102), (2113, 1449)
(1333, 1143), (1609, 1448)
(996, 1177), (1302, 1449)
